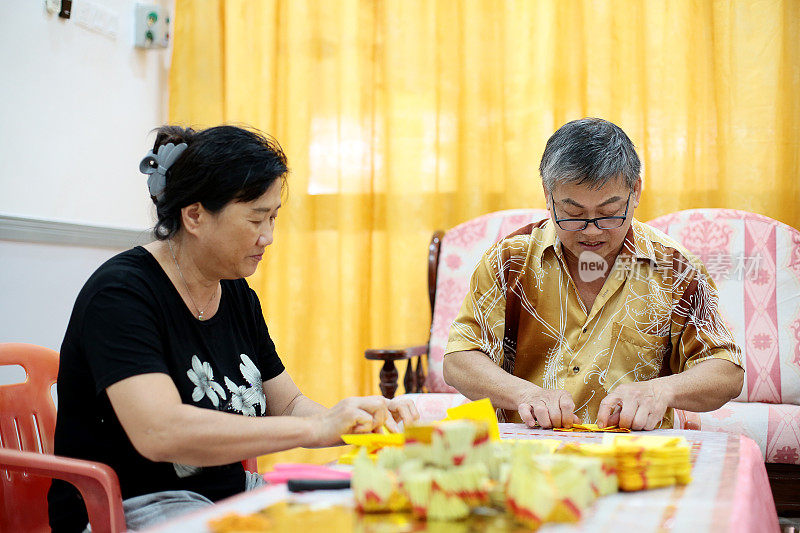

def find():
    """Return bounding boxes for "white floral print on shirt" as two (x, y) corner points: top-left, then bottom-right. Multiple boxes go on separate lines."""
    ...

(239, 353), (266, 414)
(176, 354), (266, 478)
(225, 377), (257, 416)
(223, 354), (266, 416)
(187, 355), (226, 407)
(173, 463), (201, 478)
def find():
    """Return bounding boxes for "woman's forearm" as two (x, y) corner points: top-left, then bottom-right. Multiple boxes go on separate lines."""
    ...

(108, 373), (322, 466)
(145, 405), (320, 466)
(287, 394), (328, 417)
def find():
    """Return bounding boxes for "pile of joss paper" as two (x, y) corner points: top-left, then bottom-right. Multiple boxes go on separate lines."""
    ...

(345, 399), (693, 529)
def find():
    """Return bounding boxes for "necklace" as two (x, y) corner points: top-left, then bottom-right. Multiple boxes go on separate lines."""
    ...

(168, 239), (218, 320)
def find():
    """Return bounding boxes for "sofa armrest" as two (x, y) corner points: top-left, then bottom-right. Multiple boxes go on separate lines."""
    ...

(365, 344), (428, 399)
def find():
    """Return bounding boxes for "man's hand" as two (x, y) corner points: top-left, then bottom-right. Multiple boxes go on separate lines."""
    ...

(517, 386), (581, 429)
(386, 396), (420, 432)
(597, 381), (670, 430)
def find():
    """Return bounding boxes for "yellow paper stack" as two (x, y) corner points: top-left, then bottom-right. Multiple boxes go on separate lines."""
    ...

(352, 420), (494, 520)
(350, 451), (410, 513)
(612, 435), (693, 491)
(337, 431), (404, 465)
(554, 423), (630, 433)
(506, 452), (604, 526)
(349, 400), (497, 521)
(348, 399), (623, 529)
(557, 442), (619, 496)
(505, 447), (558, 529)
(346, 400), (693, 529)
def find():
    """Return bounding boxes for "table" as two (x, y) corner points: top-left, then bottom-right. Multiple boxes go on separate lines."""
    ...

(144, 425), (780, 533)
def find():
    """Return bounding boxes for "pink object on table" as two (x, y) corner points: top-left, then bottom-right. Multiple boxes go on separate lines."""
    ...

(261, 463), (351, 484)
(729, 436), (780, 533)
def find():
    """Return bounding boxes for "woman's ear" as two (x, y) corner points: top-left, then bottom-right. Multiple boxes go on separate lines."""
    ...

(180, 203), (204, 235)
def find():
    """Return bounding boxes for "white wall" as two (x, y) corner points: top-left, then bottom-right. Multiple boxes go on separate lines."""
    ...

(0, 0), (171, 362)
(0, 0), (171, 230)
(0, 240), (129, 351)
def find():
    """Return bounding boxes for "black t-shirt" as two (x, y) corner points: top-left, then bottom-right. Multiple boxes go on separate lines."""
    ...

(47, 247), (285, 532)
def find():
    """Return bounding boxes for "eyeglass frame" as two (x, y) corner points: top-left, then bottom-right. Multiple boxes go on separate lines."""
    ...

(549, 191), (632, 231)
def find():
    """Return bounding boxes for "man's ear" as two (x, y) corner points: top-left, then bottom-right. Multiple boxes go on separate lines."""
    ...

(632, 177), (642, 208)
(542, 183), (552, 214)
(180, 203), (204, 236)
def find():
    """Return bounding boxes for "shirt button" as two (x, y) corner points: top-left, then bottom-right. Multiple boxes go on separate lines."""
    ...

(582, 327), (587, 333)
(573, 366), (580, 374)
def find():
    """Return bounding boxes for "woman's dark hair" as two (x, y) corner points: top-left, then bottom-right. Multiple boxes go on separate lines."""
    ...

(149, 125), (289, 240)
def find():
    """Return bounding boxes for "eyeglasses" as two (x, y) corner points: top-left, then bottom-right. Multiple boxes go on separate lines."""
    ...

(550, 192), (631, 231)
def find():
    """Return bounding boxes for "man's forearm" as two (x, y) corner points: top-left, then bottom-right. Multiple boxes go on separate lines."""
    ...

(657, 358), (744, 412)
(443, 350), (540, 410)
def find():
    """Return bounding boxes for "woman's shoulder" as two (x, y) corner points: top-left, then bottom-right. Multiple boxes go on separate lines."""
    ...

(222, 277), (258, 303)
(81, 247), (162, 295)
(221, 277), (263, 318)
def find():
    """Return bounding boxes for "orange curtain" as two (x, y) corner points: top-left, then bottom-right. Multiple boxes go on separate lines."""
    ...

(168, 0), (800, 466)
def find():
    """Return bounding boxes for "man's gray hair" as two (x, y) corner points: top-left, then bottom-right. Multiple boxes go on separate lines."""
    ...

(539, 118), (640, 192)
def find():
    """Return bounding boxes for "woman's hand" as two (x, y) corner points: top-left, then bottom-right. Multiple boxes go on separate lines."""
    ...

(309, 396), (393, 447)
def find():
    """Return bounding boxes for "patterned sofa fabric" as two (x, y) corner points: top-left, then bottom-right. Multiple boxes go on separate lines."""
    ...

(403, 392), (471, 424)
(648, 209), (800, 405)
(675, 403), (800, 464)
(426, 209), (549, 393)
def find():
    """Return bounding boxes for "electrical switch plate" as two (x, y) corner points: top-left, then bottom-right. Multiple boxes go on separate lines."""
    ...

(72, 1), (119, 38)
(134, 3), (170, 49)
(45, 0), (61, 15)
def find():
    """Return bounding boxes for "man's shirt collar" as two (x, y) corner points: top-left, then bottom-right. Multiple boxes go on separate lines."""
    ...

(531, 218), (657, 267)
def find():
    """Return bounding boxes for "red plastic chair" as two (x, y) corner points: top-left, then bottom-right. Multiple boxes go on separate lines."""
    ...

(0, 343), (260, 532)
(0, 343), (126, 533)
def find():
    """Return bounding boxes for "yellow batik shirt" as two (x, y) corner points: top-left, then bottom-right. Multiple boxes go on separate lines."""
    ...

(444, 219), (743, 428)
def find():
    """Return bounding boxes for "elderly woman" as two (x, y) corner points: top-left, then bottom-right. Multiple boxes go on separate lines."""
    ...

(48, 125), (418, 532)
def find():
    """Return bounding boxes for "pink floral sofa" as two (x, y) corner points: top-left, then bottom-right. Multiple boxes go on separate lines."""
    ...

(379, 208), (800, 474)
(648, 209), (800, 466)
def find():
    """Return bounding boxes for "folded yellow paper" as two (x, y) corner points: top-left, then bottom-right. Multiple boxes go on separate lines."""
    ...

(341, 432), (405, 447)
(445, 398), (501, 441)
(554, 423), (630, 433)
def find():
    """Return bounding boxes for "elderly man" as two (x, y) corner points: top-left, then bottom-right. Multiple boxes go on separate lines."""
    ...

(443, 118), (744, 431)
